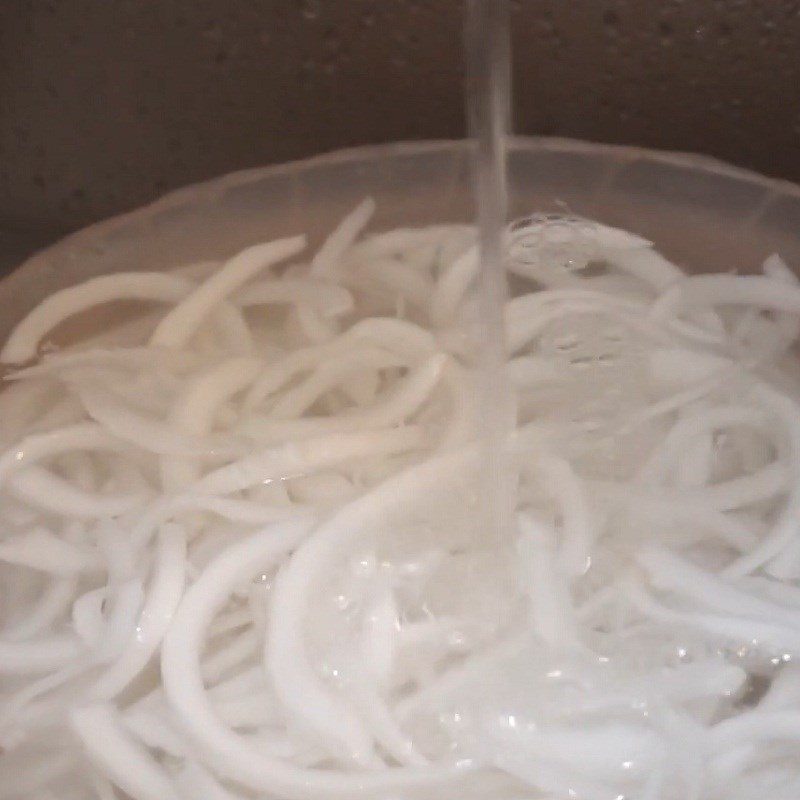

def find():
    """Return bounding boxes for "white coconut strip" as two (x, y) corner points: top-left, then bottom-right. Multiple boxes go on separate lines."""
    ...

(237, 278), (354, 317)
(352, 257), (435, 312)
(637, 545), (800, 630)
(1, 272), (197, 364)
(652, 274), (800, 321)
(0, 422), (126, 488)
(1, 576), (77, 641)
(722, 383), (800, 577)
(310, 197), (375, 278)
(162, 518), (470, 797)
(151, 236), (305, 348)
(161, 357), (262, 491)
(75, 384), (245, 458)
(267, 446), (474, 767)
(91, 524), (187, 699)
(191, 426), (426, 497)
(0, 634), (83, 674)
(7, 465), (146, 519)
(0, 528), (102, 575)
(70, 703), (181, 800)
(242, 355), (446, 444)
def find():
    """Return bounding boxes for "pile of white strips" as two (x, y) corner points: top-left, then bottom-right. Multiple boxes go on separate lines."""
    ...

(5, 199), (800, 800)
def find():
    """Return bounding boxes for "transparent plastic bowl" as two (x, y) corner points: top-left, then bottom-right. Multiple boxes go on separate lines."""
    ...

(3, 136), (800, 343)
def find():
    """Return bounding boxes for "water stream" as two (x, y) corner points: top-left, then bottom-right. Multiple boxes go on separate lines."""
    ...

(464, 0), (515, 540)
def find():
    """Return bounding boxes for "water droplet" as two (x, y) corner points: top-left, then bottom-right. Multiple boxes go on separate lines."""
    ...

(202, 22), (223, 40)
(334, 593), (349, 610)
(300, 0), (321, 20)
(546, 668), (563, 679)
(501, 713), (518, 729)
(602, 9), (620, 28)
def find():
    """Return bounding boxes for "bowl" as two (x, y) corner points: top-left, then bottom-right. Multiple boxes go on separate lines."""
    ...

(3, 136), (800, 344)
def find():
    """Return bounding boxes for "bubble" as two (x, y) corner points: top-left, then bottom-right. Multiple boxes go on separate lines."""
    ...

(300, 0), (321, 20)
(525, 311), (652, 478)
(508, 213), (600, 275)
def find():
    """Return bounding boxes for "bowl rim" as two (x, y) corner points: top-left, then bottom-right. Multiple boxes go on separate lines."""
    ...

(9, 135), (800, 278)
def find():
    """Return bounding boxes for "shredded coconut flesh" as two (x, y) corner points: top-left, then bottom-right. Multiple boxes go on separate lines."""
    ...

(3, 202), (800, 800)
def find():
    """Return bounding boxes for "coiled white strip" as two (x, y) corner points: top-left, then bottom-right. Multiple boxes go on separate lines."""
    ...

(4, 209), (800, 800)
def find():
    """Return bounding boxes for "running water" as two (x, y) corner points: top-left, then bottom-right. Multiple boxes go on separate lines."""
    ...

(464, 0), (515, 540)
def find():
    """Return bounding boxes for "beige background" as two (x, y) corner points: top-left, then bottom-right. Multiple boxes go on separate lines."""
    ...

(0, 0), (798, 257)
